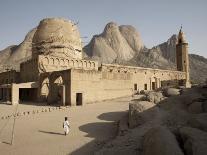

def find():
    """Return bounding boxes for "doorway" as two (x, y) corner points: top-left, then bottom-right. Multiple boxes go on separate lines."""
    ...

(76, 93), (83, 106)
(134, 84), (137, 91)
(152, 82), (156, 90)
(19, 88), (37, 102)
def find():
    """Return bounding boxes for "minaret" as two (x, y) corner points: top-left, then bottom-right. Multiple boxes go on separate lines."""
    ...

(176, 26), (191, 88)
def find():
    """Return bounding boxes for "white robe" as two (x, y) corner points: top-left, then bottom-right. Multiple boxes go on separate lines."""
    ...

(63, 120), (70, 134)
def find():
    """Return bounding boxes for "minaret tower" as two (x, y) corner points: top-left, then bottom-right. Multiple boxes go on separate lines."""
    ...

(176, 26), (191, 87)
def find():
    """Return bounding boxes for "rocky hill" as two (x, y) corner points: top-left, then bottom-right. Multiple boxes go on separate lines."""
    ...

(84, 22), (207, 84)
(0, 28), (36, 71)
(83, 22), (144, 63)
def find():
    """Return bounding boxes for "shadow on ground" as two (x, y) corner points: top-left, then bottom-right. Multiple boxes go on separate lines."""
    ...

(39, 130), (65, 136)
(70, 111), (127, 155)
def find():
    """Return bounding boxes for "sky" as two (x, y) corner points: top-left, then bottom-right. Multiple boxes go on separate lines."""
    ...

(0, 0), (207, 57)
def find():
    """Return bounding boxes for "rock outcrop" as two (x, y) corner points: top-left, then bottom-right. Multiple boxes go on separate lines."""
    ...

(128, 101), (158, 128)
(179, 127), (207, 155)
(163, 88), (180, 97)
(0, 28), (36, 71)
(143, 126), (184, 155)
(83, 22), (144, 63)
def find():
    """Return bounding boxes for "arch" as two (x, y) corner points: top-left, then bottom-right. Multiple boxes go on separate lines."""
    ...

(91, 62), (95, 68)
(44, 57), (49, 65)
(54, 76), (64, 85)
(60, 59), (65, 66)
(79, 61), (83, 68)
(48, 74), (65, 105)
(70, 60), (74, 66)
(40, 77), (49, 100)
(74, 60), (79, 67)
(87, 62), (91, 68)
(83, 61), (87, 68)
(66, 59), (69, 66)
(55, 58), (60, 65)
(50, 58), (55, 65)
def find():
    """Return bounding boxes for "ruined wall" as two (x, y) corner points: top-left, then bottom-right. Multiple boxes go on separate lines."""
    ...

(20, 57), (39, 83)
(0, 70), (20, 84)
(32, 18), (82, 59)
(38, 70), (71, 105)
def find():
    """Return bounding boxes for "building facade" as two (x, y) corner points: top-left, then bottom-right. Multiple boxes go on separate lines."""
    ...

(0, 18), (190, 106)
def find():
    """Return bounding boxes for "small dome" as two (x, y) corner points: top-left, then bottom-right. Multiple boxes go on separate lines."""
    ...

(32, 18), (82, 59)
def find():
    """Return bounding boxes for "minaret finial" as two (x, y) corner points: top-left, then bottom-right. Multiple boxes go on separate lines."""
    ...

(181, 24), (182, 30)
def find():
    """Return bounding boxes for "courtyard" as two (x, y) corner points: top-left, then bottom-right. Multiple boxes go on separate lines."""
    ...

(0, 97), (130, 155)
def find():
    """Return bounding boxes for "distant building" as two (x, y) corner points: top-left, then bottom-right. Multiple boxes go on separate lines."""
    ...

(0, 18), (190, 105)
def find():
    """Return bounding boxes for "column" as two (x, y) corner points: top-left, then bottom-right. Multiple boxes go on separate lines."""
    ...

(11, 84), (19, 105)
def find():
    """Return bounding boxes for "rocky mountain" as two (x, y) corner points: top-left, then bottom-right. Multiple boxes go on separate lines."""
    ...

(83, 22), (144, 63)
(0, 28), (36, 71)
(84, 22), (207, 84)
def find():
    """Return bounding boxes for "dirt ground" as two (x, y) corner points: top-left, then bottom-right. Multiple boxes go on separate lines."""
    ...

(0, 97), (131, 155)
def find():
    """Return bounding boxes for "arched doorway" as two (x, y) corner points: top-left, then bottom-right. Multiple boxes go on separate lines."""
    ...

(40, 77), (49, 102)
(48, 75), (65, 106)
(151, 77), (157, 90)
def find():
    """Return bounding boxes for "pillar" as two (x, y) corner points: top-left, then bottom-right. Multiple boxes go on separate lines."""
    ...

(60, 85), (65, 106)
(0, 88), (2, 100)
(11, 84), (19, 105)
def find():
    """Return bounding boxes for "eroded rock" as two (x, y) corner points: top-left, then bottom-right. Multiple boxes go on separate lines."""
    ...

(128, 101), (157, 128)
(188, 114), (207, 132)
(143, 126), (184, 155)
(163, 88), (180, 97)
(145, 91), (165, 104)
(179, 127), (207, 155)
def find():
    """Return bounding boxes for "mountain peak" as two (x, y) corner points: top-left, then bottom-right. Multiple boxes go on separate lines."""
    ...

(84, 22), (144, 63)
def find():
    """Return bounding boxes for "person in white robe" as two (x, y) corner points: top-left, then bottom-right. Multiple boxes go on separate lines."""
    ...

(63, 117), (70, 135)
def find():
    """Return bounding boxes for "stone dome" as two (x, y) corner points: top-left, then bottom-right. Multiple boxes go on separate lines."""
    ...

(32, 18), (82, 59)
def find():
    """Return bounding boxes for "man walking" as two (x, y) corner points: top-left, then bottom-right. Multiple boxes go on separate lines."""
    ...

(63, 117), (70, 136)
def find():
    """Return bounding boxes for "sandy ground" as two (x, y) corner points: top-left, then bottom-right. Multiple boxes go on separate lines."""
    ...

(0, 97), (131, 155)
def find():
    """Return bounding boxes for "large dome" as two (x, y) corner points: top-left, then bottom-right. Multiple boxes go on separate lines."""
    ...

(32, 18), (82, 59)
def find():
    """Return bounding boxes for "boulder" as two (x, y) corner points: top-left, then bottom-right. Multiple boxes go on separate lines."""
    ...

(145, 91), (164, 104)
(188, 101), (203, 114)
(188, 114), (207, 132)
(143, 126), (184, 155)
(163, 88), (180, 97)
(179, 127), (207, 155)
(202, 100), (207, 112)
(128, 101), (157, 128)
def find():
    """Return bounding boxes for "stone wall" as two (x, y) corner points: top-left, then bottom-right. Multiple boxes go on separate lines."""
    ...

(101, 64), (186, 91)
(0, 70), (20, 84)
(70, 68), (133, 105)
(20, 57), (39, 83)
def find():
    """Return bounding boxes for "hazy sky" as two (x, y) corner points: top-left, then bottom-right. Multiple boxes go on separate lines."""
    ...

(0, 0), (207, 57)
